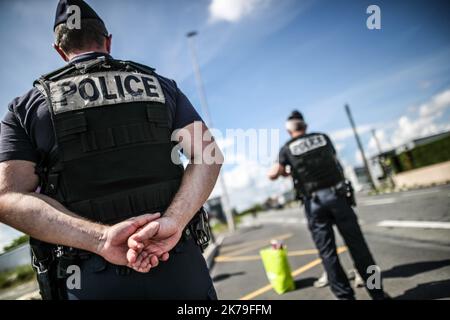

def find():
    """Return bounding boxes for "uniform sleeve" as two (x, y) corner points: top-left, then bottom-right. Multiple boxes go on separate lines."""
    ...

(0, 103), (38, 163)
(278, 146), (290, 166)
(172, 86), (203, 130)
(324, 134), (337, 155)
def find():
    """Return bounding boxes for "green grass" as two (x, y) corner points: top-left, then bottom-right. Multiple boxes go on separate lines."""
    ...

(0, 265), (36, 290)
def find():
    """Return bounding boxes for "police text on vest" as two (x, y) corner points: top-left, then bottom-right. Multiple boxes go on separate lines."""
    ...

(49, 71), (166, 114)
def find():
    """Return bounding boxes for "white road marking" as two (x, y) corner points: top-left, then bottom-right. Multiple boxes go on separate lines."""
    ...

(400, 189), (440, 197)
(377, 220), (450, 230)
(358, 189), (443, 206)
(240, 217), (306, 227)
(359, 198), (396, 206)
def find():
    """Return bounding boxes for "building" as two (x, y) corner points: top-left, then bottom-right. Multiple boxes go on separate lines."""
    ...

(371, 131), (450, 188)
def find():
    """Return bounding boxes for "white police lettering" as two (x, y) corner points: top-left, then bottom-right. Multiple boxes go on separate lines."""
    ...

(289, 134), (327, 156)
(49, 71), (166, 114)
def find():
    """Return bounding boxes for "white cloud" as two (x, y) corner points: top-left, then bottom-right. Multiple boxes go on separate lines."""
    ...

(390, 115), (448, 147)
(334, 142), (345, 153)
(354, 151), (363, 166)
(215, 137), (235, 150)
(209, 0), (270, 23)
(362, 88), (450, 160)
(211, 85), (450, 209)
(367, 129), (392, 155)
(210, 159), (291, 211)
(330, 124), (373, 141)
(331, 88), (450, 166)
(387, 88), (450, 149)
(209, 127), (285, 210)
(419, 89), (450, 117)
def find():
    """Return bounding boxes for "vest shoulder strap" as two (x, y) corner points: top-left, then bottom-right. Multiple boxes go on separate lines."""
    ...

(34, 64), (77, 86)
(122, 60), (155, 75)
(34, 58), (157, 87)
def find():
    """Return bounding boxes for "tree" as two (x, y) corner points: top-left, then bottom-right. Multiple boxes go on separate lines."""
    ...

(2, 235), (30, 253)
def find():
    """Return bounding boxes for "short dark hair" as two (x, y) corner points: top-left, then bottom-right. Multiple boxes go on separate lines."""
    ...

(54, 19), (108, 54)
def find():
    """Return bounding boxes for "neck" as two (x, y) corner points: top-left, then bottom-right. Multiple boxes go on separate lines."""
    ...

(291, 131), (305, 139)
(67, 49), (109, 61)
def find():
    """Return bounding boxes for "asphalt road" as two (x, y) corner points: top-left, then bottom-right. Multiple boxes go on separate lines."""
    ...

(211, 185), (450, 300)
(1, 185), (448, 300)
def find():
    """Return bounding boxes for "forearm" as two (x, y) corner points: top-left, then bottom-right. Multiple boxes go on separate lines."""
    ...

(0, 192), (106, 253)
(268, 163), (288, 180)
(165, 162), (221, 228)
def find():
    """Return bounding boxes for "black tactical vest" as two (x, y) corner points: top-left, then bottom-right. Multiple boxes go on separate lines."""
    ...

(34, 57), (183, 224)
(285, 132), (344, 196)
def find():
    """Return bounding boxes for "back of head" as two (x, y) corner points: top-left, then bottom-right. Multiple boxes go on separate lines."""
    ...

(286, 110), (307, 135)
(53, 0), (108, 55)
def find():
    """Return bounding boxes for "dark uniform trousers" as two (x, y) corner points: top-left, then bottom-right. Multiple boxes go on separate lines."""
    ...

(66, 237), (217, 300)
(304, 188), (384, 300)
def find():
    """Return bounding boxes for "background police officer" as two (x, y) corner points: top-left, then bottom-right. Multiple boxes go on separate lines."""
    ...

(0, 0), (222, 299)
(268, 110), (388, 300)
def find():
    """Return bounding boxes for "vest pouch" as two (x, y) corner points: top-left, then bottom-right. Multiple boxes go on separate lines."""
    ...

(67, 179), (181, 223)
(55, 112), (88, 142)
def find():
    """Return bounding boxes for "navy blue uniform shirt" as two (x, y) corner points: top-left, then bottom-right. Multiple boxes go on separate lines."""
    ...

(0, 52), (202, 164)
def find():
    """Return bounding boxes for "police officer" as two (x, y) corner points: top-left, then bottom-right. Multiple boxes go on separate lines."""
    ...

(0, 0), (222, 299)
(268, 110), (388, 300)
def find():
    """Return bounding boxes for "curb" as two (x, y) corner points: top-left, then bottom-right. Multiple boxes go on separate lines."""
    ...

(17, 290), (40, 300)
(203, 234), (226, 269)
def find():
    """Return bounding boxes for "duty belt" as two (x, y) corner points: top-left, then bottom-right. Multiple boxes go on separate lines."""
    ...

(308, 180), (346, 199)
(307, 180), (356, 207)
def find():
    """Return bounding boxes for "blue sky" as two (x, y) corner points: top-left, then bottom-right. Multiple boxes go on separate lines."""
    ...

(0, 0), (449, 160)
(0, 0), (450, 246)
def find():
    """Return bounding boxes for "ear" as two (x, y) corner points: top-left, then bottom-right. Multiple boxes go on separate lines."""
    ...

(105, 34), (112, 54)
(53, 44), (69, 62)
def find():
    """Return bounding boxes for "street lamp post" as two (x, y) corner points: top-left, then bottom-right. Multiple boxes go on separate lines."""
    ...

(345, 104), (377, 191)
(186, 31), (235, 232)
(371, 129), (395, 188)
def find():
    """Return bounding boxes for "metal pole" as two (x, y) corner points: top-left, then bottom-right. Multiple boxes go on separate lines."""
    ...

(345, 104), (377, 190)
(186, 31), (235, 231)
(371, 129), (395, 188)
(371, 129), (383, 155)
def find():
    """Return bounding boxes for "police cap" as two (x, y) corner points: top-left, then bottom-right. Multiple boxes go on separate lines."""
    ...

(287, 110), (304, 121)
(54, 0), (104, 31)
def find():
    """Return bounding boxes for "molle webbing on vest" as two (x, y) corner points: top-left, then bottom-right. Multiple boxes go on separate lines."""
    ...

(68, 179), (181, 224)
(54, 104), (170, 160)
(34, 58), (184, 223)
(288, 133), (344, 195)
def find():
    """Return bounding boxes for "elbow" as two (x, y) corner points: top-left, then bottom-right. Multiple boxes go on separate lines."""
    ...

(215, 146), (224, 169)
(0, 192), (9, 221)
(192, 141), (223, 174)
(210, 147), (223, 179)
(207, 140), (224, 170)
